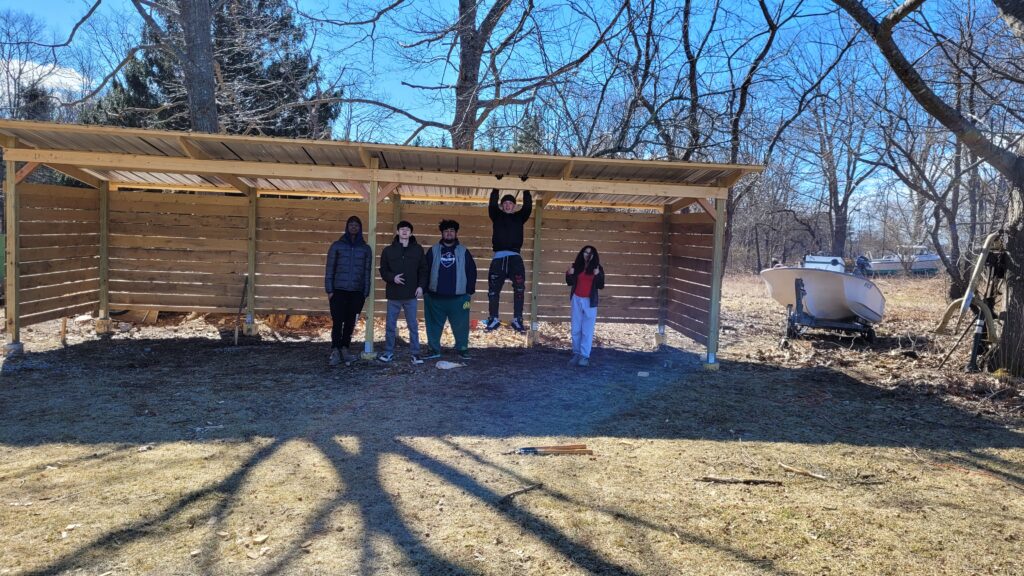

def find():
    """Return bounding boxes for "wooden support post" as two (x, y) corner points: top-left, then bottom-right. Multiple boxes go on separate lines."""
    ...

(243, 186), (258, 335)
(4, 159), (23, 354)
(656, 205), (672, 348)
(527, 195), (546, 346)
(95, 181), (112, 334)
(362, 158), (379, 358)
(705, 197), (727, 369)
(392, 191), (402, 224)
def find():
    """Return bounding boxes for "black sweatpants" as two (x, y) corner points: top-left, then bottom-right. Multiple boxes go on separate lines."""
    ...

(487, 254), (526, 319)
(329, 290), (365, 349)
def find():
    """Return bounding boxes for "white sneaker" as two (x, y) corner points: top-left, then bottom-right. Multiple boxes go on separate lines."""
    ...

(377, 352), (394, 363)
(484, 317), (501, 331)
(410, 354), (424, 365)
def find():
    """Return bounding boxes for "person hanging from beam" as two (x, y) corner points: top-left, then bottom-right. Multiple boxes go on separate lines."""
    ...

(565, 245), (605, 367)
(423, 220), (477, 360)
(325, 215), (373, 366)
(485, 187), (532, 332)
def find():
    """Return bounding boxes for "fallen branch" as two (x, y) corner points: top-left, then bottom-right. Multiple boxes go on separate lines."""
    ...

(779, 462), (829, 480)
(499, 483), (543, 503)
(695, 476), (782, 486)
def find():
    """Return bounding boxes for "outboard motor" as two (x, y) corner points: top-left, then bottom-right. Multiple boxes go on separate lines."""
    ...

(854, 255), (872, 277)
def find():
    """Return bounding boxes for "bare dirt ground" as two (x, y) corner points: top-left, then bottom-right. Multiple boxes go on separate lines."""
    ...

(1, 275), (1022, 576)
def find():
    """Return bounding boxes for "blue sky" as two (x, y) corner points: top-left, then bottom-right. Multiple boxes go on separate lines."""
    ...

(10, 0), (430, 141)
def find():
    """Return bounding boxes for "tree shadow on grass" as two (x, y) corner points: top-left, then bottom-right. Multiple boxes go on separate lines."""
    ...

(2, 336), (1022, 574)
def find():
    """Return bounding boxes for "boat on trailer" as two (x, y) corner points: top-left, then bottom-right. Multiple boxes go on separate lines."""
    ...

(760, 255), (886, 341)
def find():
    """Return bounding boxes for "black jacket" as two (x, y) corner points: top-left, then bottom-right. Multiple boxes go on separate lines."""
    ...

(566, 267), (605, 308)
(325, 231), (373, 297)
(488, 189), (532, 253)
(379, 236), (428, 300)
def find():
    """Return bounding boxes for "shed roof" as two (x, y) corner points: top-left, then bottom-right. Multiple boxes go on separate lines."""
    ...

(0, 120), (763, 208)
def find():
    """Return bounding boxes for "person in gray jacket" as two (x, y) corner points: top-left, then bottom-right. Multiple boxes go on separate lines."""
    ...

(325, 215), (373, 365)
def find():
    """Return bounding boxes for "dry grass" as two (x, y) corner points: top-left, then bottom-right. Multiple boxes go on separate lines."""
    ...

(1, 275), (1022, 575)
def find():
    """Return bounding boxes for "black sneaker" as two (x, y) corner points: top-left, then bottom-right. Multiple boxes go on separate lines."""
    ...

(457, 349), (471, 360)
(484, 317), (501, 331)
(422, 349), (442, 360)
(410, 354), (424, 365)
(510, 317), (526, 332)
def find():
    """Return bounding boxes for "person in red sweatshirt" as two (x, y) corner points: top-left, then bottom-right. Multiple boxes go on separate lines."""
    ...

(565, 245), (605, 367)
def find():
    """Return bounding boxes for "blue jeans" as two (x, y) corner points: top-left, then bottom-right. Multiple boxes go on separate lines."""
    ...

(384, 299), (420, 354)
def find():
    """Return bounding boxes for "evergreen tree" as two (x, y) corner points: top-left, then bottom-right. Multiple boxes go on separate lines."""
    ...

(511, 111), (545, 154)
(86, 0), (341, 138)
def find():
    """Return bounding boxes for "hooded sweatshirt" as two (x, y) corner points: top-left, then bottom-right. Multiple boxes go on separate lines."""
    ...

(379, 234), (428, 300)
(325, 216), (373, 297)
(488, 188), (533, 253)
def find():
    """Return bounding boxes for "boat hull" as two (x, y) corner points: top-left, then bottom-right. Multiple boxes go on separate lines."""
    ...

(760, 267), (886, 324)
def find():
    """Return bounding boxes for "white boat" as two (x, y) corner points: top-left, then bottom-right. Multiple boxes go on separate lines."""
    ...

(760, 265), (886, 324)
(869, 246), (940, 276)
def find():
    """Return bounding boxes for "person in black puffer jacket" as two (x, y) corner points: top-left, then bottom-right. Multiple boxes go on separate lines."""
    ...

(325, 215), (372, 365)
(486, 187), (532, 332)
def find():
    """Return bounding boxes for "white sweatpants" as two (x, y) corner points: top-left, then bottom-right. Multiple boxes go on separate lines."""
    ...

(570, 294), (598, 358)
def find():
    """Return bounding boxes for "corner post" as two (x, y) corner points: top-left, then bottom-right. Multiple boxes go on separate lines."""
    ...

(705, 196), (727, 369)
(95, 181), (112, 334)
(362, 158), (379, 358)
(243, 186), (258, 336)
(656, 204), (672, 348)
(527, 194), (546, 346)
(4, 158), (23, 354)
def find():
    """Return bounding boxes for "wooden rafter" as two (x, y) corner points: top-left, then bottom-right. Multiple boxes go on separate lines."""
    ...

(2, 148), (730, 199)
(179, 137), (252, 193)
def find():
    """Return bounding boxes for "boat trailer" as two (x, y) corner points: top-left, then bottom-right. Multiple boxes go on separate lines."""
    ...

(782, 278), (877, 346)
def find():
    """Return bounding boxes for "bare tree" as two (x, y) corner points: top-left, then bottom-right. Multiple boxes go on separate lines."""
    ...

(833, 0), (1024, 373)
(307, 0), (628, 148)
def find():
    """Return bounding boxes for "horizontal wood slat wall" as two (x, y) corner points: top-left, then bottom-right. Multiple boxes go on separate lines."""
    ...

(666, 217), (714, 345)
(537, 210), (663, 325)
(107, 190), (248, 312)
(14, 189), (718, 348)
(16, 184), (100, 326)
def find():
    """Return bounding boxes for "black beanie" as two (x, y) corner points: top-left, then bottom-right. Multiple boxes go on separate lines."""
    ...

(500, 194), (516, 205)
(396, 220), (413, 231)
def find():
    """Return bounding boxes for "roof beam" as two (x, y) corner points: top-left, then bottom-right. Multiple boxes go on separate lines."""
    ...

(179, 137), (253, 193)
(1, 149), (728, 199)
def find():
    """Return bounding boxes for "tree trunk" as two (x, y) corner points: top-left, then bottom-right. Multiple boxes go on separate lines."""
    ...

(178, 0), (219, 133)
(451, 0), (482, 150)
(831, 212), (848, 257)
(999, 191), (1024, 375)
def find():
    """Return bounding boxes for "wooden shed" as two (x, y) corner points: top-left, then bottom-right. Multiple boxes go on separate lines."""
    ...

(0, 120), (762, 366)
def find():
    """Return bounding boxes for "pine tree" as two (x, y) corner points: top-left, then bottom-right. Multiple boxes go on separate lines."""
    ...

(511, 111), (545, 154)
(86, 0), (341, 138)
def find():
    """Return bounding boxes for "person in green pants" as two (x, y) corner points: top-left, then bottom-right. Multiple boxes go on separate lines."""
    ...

(423, 220), (478, 360)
